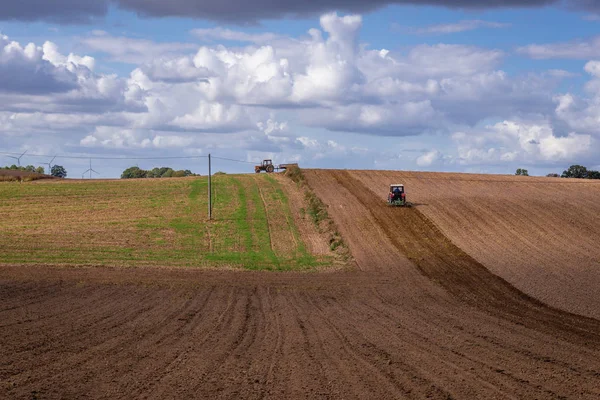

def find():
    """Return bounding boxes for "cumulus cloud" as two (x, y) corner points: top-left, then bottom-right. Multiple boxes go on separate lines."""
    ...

(0, 35), (145, 115)
(452, 120), (593, 165)
(3, 10), (594, 174)
(0, 35), (78, 94)
(123, 12), (521, 136)
(553, 61), (600, 137)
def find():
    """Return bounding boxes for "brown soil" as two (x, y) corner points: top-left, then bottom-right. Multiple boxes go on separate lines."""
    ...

(2, 169), (600, 399)
(346, 170), (600, 319)
(0, 169), (55, 181)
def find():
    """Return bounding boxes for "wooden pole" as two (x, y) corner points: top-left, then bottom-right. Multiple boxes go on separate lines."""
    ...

(208, 153), (212, 220)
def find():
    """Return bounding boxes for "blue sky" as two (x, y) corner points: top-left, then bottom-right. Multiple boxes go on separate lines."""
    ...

(1, 1), (599, 177)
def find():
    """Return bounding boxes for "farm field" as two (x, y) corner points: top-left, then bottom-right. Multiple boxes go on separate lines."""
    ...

(1, 169), (600, 399)
(345, 170), (600, 319)
(0, 174), (330, 270)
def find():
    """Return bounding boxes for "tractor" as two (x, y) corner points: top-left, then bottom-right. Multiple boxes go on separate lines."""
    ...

(255, 159), (275, 173)
(388, 184), (408, 206)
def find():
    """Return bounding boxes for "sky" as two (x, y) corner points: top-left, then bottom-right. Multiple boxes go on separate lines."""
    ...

(1, 0), (600, 177)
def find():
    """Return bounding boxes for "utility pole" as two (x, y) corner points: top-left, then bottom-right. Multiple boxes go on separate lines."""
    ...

(208, 153), (212, 220)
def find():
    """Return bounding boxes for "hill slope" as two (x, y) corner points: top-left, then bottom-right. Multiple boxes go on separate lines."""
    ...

(0, 174), (332, 270)
(306, 169), (600, 319)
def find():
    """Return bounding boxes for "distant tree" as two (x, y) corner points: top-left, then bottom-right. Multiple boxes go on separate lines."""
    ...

(161, 168), (174, 178)
(562, 165), (588, 179)
(121, 166), (147, 179)
(121, 166), (197, 179)
(546, 173), (560, 178)
(35, 166), (45, 174)
(588, 170), (600, 179)
(9, 164), (18, 170)
(515, 168), (529, 176)
(51, 165), (67, 178)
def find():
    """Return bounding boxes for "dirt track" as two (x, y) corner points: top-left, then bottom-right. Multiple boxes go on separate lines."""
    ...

(2, 169), (600, 399)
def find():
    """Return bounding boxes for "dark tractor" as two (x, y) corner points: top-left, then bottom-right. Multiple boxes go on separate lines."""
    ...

(388, 184), (408, 206)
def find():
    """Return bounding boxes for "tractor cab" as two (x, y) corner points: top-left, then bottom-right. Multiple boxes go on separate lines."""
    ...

(388, 184), (407, 206)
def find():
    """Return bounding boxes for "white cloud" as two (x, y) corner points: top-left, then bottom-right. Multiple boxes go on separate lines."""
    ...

(518, 36), (600, 59)
(452, 120), (593, 165)
(416, 150), (441, 166)
(0, 35), (77, 94)
(2, 12), (593, 175)
(80, 126), (195, 149)
(81, 34), (197, 64)
(554, 61), (600, 136)
(409, 20), (510, 35)
(191, 27), (281, 44)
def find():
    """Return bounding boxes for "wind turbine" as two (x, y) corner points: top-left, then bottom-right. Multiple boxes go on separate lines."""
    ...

(44, 156), (56, 175)
(82, 158), (99, 179)
(7, 150), (27, 167)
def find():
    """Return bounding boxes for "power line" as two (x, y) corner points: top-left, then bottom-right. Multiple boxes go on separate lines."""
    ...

(0, 151), (209, 161)
(0, 151), (259, 165)
(211, 156), (256, 165)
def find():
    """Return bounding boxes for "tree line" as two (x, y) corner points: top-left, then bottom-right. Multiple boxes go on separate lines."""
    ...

(121, 166), (199, 179)
(516, 165), (600, 179)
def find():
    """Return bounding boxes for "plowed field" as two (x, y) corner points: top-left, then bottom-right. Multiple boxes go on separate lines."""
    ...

(344, 170), (600, 319)
(1, 169), (600, 399)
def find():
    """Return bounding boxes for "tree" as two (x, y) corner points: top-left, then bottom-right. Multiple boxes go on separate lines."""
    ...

(515, 168), (529, 176)
(562, 165), (588, 179)
(51, 165), (67, 178)
(588, 170), (600, 179)
(121, 166), (147, 179)
(35, 166), (45, 174)
(546, 173), (560, 178)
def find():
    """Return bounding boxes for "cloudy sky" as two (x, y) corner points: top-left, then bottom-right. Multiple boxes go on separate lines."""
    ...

(1, 0), (600, 177)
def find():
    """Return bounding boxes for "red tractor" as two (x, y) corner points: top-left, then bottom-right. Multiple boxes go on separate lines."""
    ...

(255, 159), (275, 173)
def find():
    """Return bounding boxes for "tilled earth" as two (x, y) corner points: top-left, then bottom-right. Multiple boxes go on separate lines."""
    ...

(1, 170), (600, 399)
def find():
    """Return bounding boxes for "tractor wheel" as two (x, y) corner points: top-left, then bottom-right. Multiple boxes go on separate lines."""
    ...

(266, 165), (275, 173)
